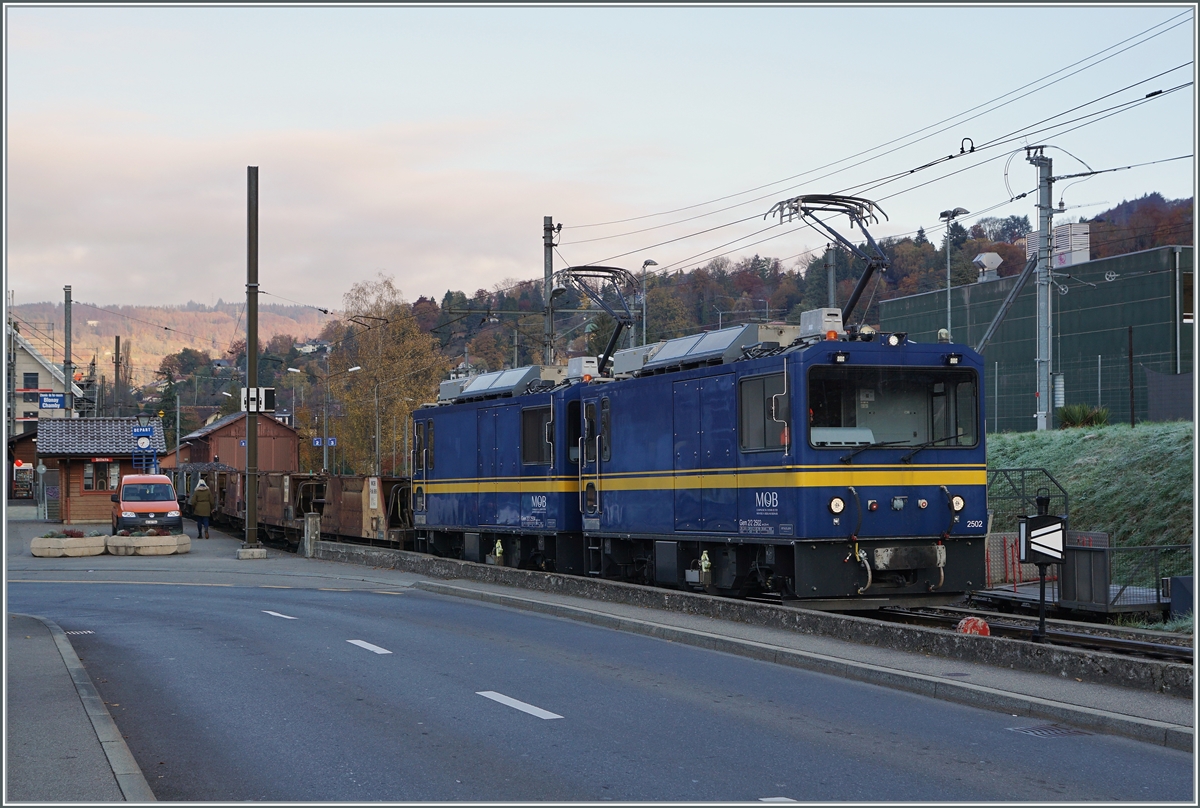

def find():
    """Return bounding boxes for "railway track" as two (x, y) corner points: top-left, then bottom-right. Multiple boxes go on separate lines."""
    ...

(306, 534), (1193, 663)
(870, 606), (1193, 664)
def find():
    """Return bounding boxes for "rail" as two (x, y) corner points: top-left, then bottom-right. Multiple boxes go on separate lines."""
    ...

(875, 607), (1192, 663)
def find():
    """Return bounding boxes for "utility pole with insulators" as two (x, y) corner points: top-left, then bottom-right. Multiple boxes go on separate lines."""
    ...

(543, 216), (560, 365)
(1027, 147), (1054, 431)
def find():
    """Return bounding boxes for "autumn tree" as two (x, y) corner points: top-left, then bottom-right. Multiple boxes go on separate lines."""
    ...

(313, 274), (450, 475)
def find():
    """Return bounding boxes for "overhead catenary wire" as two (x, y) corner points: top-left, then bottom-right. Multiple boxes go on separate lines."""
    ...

(561, 11), (1192, 238)
(570, 77), (1189, 282)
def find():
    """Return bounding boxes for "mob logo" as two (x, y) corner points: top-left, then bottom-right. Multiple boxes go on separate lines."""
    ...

(755, 491), (779, 508)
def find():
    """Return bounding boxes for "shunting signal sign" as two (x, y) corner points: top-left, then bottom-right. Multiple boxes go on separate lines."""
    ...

(1020, 515), (1065, 563)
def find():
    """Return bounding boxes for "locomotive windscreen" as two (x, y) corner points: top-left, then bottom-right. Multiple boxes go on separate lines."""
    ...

(807, 366), (978, 447)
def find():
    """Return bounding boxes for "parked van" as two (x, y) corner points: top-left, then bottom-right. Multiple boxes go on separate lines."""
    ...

(111, 474), (183, 534)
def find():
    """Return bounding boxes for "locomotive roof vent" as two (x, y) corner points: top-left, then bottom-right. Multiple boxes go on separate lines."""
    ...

(438, 376), (472, 402)
(567, 356), (599, 381)
(452, 365), (566, 402)
(798, 308), (844, 340)
(639, 323), (802, 375)
(609, 341), (665, 378)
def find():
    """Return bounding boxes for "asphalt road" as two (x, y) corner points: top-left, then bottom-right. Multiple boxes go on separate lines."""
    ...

(8, 579), (1193, 802)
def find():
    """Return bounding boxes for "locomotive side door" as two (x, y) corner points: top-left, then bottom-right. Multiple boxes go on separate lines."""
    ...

(477, 408), (498, 525)
(699, 373), (737, 532)
(673, 375), (737, 532)
(495, 405), (522, 526)
(672, 380), (701, 531)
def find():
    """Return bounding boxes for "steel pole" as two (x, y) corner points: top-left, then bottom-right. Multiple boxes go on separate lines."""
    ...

(826, 245), (835, 308)
(641, 267), (647, 347)
(1028, 149), (1054, 430)
(63, 286), (73, 417)
(245, 165), (260, 549)
(946, 229), (952, 337)
(374, 382), (381, 477)
(543, 216), (555, 365)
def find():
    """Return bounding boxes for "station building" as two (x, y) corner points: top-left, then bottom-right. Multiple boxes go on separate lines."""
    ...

(33, 417), (167, 524)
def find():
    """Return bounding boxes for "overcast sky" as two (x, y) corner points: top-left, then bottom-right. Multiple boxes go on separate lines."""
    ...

(5, 4), (1196, 310)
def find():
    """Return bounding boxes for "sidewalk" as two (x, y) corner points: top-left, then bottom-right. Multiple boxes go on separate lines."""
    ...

(6, 613), (154, 802)
(5, 510), (1192, 802)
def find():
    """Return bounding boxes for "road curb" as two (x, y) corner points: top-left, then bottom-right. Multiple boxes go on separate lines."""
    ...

(412, 580), (1193, 753)
(316, 542), (1191, 697)
(28, 613), (157, 802)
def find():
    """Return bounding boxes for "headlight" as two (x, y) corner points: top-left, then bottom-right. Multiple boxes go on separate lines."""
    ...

(950, 495), (966, 513)
(829, 496), (845, 515)
(168, 510), (180, 517)
(121, 511), (136, 518)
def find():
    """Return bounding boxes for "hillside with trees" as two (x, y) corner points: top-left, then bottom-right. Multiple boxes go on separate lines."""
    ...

(7, 300), (329, 395)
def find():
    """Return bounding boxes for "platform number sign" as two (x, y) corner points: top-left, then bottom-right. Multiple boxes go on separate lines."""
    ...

(313, 438), (324, 447)
(328, 437), (338, 447)
(1019, 515), (1065, 563)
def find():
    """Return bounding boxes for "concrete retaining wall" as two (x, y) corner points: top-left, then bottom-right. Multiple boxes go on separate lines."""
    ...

(315, 541), (1192, 697)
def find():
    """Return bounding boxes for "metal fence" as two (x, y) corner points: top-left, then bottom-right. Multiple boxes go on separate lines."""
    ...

(1060, 544), (1193, 613)
(986, 349), (1184, 433)
(986, 468), (1068, 533)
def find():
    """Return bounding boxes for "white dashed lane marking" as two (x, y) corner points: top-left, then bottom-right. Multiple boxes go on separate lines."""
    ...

(476, 691), (563, 720)
(262, 611), (298, 620)
(348, 639), (393, 655)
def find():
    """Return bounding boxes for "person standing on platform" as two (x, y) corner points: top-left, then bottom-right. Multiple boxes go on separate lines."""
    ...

(188, 478), (213, 539)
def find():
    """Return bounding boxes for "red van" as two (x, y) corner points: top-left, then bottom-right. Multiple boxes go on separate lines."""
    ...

(111, 474), (183, 534)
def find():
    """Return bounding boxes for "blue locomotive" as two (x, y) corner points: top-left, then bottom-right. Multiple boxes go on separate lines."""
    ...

(411, 309), (987, 605)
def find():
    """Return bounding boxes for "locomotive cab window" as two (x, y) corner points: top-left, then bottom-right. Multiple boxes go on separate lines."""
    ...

(808, 365), (979, 448)
(521, 407), (553, 465)
(426, 421), (434, 469)
(740, 373), (789, 451)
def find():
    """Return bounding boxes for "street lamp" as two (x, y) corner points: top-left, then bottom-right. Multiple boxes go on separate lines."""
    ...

(316, 362), (360, 473)
(641, 259), (657, 346)
(286, 367), (302, 424)
(940, 207), (969, 338)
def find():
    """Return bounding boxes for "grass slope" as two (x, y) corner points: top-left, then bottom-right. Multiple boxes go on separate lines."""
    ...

(987, 422), (1194, 547)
